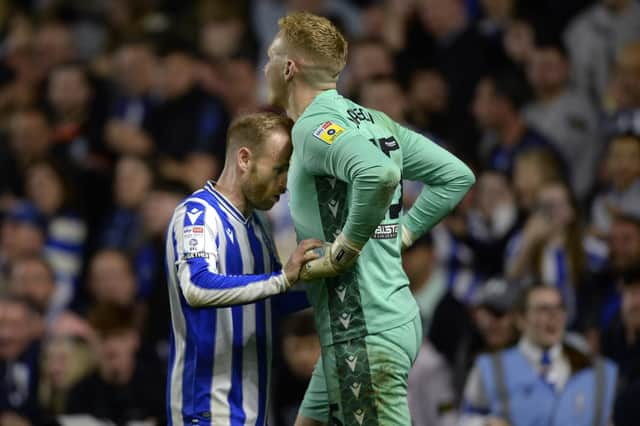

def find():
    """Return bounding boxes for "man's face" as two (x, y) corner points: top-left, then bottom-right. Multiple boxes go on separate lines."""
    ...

(622, 282), (640, 331)
(350, 43), (393, 82)
(520, 288), (567, 348)
(9, 111), (50, 161)
(609, 220), (640, 271)
(606, 137), (640, 190)
(96, 331), (138, 385)
(528, 48), (568, 95)
(10, 259), (54, 311)
(0, 302), (32, 359)
(264, 34), (289, 108)
(48, 67), (91, 115)
(1, 221), (45, 262)
(615, 46), (640, 108)
(359, 81), (406, 122)
(89, 252), (136, 306)
(474, 307), (517, 350)
(242, 130), (291, 211)
(472, 78), (501, 130)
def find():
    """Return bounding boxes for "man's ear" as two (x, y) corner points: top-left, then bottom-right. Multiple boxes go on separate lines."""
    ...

(237, 147), (252, 172)
(284, 59), (297, 82)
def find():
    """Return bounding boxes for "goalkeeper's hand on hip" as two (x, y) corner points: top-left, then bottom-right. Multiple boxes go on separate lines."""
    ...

(299, 233), (362, 281)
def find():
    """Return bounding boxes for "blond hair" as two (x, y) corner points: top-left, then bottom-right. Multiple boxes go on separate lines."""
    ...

(277, 12), (348, 82)
(227, 112), (293, 158)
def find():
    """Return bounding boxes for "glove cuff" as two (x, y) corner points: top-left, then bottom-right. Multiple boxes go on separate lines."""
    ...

(401, 225), (415, 250)
(331, 233), (361, 268)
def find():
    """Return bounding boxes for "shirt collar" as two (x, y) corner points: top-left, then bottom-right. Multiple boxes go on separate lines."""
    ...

(204, 180), (249, 224)
(518, 337), (562, 367)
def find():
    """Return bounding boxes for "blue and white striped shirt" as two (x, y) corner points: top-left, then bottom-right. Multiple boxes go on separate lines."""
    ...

(166, 181), (307, 426)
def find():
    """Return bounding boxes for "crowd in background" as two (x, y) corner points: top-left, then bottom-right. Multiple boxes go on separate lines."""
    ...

(0, 0), (639, 425)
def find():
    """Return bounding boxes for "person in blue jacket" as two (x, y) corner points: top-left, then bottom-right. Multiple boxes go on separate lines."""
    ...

(460, 285), (617, 426)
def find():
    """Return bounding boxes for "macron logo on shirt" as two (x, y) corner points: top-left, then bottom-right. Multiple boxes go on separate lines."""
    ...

(187, 208), (203, 225)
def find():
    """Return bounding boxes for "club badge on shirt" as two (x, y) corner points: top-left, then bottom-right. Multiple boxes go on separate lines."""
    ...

(313, 121), (345, 144)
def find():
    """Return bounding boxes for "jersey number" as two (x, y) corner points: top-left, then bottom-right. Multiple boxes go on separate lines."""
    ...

(369, 136), (402, 220)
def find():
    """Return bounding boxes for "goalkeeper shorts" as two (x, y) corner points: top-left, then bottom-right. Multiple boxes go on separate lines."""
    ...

(298, 314), (422, 425)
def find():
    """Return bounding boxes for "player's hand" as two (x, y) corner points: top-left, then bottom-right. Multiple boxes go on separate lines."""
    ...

(299, 233), (362, 281)
(283, 239), (324, 286)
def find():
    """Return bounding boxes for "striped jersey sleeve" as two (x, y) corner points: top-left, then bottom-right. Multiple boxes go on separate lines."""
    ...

(170, 198), (289, 307)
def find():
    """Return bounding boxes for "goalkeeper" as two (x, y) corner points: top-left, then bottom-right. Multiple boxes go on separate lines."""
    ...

(264, 12), (475, 426)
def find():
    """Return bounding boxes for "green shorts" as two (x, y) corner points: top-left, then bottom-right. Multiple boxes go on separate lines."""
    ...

(299, 315), (422, 426)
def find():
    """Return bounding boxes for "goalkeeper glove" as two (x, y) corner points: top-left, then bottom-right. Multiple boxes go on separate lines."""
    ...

(299, 233), (362, 281)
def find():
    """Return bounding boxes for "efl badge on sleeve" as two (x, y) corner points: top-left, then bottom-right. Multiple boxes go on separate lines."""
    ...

(313, 121), (345, 145)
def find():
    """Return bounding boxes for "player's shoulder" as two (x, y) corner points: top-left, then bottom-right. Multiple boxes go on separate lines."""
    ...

(293, 109), (351, 147)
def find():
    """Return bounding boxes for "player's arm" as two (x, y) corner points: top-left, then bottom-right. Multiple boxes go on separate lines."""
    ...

(396, 124), (475, 249)
(297, 120), (401, 280)
(173, 201), (320, 307)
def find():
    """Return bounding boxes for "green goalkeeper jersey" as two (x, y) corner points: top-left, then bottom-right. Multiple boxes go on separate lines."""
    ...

(289, 89), (475, 346)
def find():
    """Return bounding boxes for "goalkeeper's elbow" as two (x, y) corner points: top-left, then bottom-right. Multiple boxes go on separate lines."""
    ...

(378, 163), (401, 189)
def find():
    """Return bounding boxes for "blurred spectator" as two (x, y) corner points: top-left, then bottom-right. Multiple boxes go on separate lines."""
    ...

(99, 155), (154, 251)
(0, 109), (52, 203)
(406, 68), (452, 141)
(455, 278), (520, 399)
(199, 3), (258, 62)
(407, 240), (457, 426)
(512, 148), (565, 214)
(358, 76), (407, 123)
(601, 267), (640, 389)
(582, 212), (640, 341)
(506, 180), (608, 324)
(591, 133), (640, 236)
(397, 0), (490, 161)
(219, 55), (263, 117)
(461, 285), (617, 426)
(86, 248), (137, 306)
(431, 193), (483, 305)
(152, 47), (229, 186)
(65, 304), (164, 424)
(7, 255), (57, 324)
(46, 63), (107, 169)
(502, 18), (536, 72)
(564, 0), (640, 105)
(609, 40), (640, 110)
(38, 334), (94, 420)
(24, 159), (87, 308)
(0, 201), (47, 284)
(33, 21), (77, 81)
(472, 73), (558, 176)
(136, 178), (187, 297)
(103, 39), (158, 157)
(136, 179), (188, 361)
(342, 38), (395, 97)
(466, 171), (519, 278)
(272, 310), (320, 426)
(0, 296), (43, 424)
(523, 40), (602, 200)
(408, 339), (456, 426)
(403, 233), (445, 331)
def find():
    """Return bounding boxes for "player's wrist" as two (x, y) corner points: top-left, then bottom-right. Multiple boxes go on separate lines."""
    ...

(330, 233), (361, 268)
(401, 225), (415, 251)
